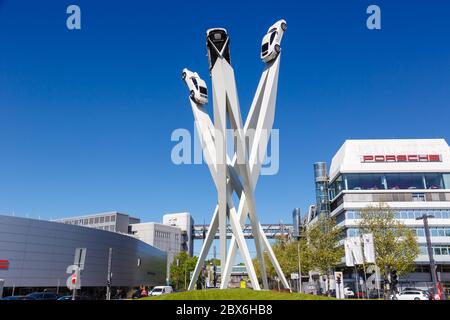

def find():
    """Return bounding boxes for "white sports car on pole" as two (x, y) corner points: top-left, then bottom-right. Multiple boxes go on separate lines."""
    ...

(182, 68), (208, 105)
(261, 19), (287, 63)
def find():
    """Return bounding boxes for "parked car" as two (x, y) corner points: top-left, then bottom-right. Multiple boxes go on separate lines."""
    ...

(344, 287), (355, 298)
(182, 68), (208, 105)
(400, 288), (435, 300)
(1, 295), (36, 300)
(57, 295), (91, 300)
(260, 19), (287, 63)
(131, 289), (143, 299)
(25, 292), (59, 300)
(149, 286), (173, 296)
(392, 290), (431, 300)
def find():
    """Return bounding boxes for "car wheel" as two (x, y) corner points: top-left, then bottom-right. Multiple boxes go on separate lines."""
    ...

(190, 90), (195, 98)
(274, 44), (281, 54)
(414, 297), (420, 300)
(281, 22), (287, 31)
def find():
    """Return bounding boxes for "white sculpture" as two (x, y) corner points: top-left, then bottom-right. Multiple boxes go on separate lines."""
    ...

(182, 20), (290, 291)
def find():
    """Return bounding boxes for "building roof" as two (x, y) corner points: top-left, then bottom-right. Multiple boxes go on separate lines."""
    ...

(329, 139), (450, 181)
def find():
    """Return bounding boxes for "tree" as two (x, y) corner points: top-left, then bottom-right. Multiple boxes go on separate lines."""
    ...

(169, 252), (198, 290)
(252, 233), (313, 290)
(358, 203), (420, 298)
(305, 215), (344, 296)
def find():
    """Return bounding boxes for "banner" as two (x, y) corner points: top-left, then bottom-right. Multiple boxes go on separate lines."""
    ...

(362, 233), (376, 263)
(344, 239), (354, 267)
(351, 237), (364, 265)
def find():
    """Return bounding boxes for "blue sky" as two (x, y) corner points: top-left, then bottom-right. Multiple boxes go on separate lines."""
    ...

(1, 0), (450, 256)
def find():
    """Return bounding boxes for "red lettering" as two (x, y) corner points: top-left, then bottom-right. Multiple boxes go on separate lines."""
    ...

(361, 154), (442, 163)
(429, 154), (441, 162)
(385, 155), (396, 162)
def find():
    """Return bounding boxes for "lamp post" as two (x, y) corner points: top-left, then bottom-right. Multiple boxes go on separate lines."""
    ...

(297, 238), (302, 293)
(416, 214), (441, 299)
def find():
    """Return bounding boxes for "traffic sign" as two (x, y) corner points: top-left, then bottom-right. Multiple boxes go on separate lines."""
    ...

(334, 271), (344, 299)
(71, 273), (77, 284)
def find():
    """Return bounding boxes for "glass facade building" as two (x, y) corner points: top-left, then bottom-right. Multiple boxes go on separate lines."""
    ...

(312, 139), (450, 292)
(314, 162), (330, 217)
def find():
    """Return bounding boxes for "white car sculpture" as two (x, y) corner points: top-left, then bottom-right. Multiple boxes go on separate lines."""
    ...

(182, 68), (208, 105)
(261, 19), (287, 63)
(206, 28), (231, 70)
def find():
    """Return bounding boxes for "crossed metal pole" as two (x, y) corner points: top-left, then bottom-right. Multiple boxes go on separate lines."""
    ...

(185, 25), (290, 291)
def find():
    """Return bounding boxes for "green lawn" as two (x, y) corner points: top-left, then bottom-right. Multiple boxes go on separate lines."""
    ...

(140, 288), (335, 300)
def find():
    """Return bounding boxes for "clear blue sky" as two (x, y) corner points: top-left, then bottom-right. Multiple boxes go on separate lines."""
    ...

(1, 0), (450, 231)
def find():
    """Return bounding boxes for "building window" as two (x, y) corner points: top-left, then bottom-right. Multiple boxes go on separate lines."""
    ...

(416, 228), (425, 237)
(105, 216), (110, 223)
(424, 173), (444, 189)
(347, 228), (360, 237)
(385, 173), (425, 190)
(89, 218), (94, 224)
(111, 215), (116, 222)
(443, 174), (450, 189)
(345, 173), (385, 191)
(100, 217), (105, 223)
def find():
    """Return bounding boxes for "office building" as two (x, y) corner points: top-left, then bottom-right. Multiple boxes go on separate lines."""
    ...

(310, 139), (450, 291)
(53, 211), (140, 234)
(0, 214), (166, 298)
(163, 212), (194, 256)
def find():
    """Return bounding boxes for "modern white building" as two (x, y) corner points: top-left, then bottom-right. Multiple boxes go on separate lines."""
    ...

(163, 212), (194, 256)
(316, 139), (450, 291)
(53, 211), (140, 234)
(130, 222), (182, 277)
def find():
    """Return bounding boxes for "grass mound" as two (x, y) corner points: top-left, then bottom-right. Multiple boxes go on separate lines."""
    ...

(140, 288), (335, 300)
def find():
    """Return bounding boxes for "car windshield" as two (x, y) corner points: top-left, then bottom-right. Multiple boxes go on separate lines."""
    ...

(199, 87), (207, 95)
(261, 43), (268, 54)
(191, 78), (198, 90)
(270, 31), (277, 45)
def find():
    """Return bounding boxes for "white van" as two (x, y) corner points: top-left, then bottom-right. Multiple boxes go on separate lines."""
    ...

(150, 286), (173, 296)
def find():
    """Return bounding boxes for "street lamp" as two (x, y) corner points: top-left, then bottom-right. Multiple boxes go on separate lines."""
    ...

(297, 238), (302, 293)
(416, 213), (441, 299)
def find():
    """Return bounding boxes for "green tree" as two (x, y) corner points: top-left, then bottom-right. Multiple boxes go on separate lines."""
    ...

(306, 215), (344, 295)
(358, 203), (420, 298)
(252, 234), (313, 289)
(169, 252), (198, 291)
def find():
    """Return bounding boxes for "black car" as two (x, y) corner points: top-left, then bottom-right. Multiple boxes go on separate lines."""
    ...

(131, 289), (142, 299)
(206, 28), (231, 70)
(57, 295), (91, 300)
(26, 292), (59, 300)
(1, 295), (36, 300)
